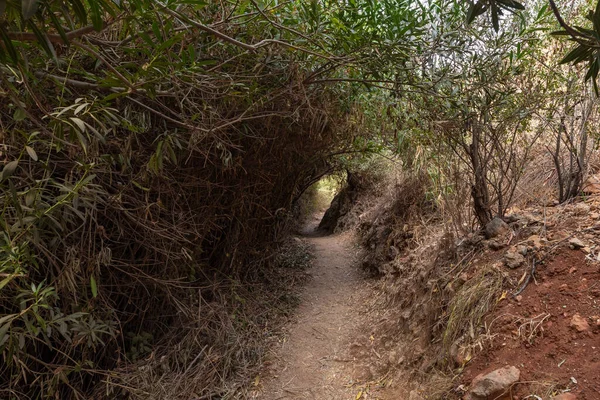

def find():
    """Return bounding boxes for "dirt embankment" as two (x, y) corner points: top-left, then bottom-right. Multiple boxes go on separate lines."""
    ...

(252, 169), (600, 400)
(461, 202), (600, 399)
(322, 173), (600, 399)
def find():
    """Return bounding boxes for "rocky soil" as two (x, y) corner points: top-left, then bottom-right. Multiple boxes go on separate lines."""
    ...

(252, 182), (600, 400)
(459, 197), (600, 399)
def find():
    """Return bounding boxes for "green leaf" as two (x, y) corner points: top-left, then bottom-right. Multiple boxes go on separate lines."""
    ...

(0, 320), (11, 347)
(1, 160), (19, 181)
(594, 1), (600, 36)
(90, 276), (98, 298)
(22, 0), (39, 20)
(70, 0), (88, 24)
(498, 0), (525, 11)
(70, 117), (87, 133)
(48, 11), (69, 43)
(560, 45), (589, 65)
(509, 1), (524, 10)
(575, 26), (596, 37)
(0, 274), (17, 291)
(491, 1), (499, 32)
(28, 20), (58, 62)
(0, 25), (18, 63)
(25, 146), (38, 161)
(585, 57), (600, 84)
(466, 1), (486, 25)
(89, 0), (103, 31)
(13, 108), (26, 121)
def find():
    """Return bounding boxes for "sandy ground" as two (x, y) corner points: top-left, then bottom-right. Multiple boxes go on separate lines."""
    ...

(252, 216), (405, 400)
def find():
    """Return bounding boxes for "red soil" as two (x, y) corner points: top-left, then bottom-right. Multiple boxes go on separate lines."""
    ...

(463, 247), (600, 399)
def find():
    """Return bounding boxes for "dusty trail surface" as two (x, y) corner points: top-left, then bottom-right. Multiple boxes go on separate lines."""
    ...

(254, 219), (401, 400)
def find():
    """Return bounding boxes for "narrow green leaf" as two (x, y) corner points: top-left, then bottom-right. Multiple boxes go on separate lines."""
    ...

(22, 0), (39, 20)
(70, 0), (88, 24)
(90, 276), (98, 298)
(70, 117), (87, 133)
(509, 1), (524, 10)
(497, 0), (525, 11)
(25, 146), (38, 161)
(89, 0), (103, 31)
(575, 26), (596, 37)
(28, 21), (58, 62)
(0, 320), (11, 347)
(48, 11), (69, 44)
(0, 25), (18, 63)
(560, 45), (589, 64)
(491, 1), (500, 32)
(0, 314), (16, 326)
(466, 1), (486, 25)
(0, 275), (16, 291)
(1, 160), (19, 181)
(594, 0), (600, 36)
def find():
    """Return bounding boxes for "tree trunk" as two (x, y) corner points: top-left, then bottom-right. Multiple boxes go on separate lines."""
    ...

(468, 124), (493, 227)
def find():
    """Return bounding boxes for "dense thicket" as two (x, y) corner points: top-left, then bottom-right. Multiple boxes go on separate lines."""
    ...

(0, 1), (366, 398)
(2, 0), (600, 398)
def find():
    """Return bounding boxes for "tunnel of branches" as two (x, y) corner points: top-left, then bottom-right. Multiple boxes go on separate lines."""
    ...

(1, 0), (599, 398)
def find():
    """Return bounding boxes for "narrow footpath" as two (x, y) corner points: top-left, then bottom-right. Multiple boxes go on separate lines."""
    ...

(253, 218), (408, 400)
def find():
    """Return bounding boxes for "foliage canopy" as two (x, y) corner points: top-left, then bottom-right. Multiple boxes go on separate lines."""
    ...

(0, 0), (599, 398)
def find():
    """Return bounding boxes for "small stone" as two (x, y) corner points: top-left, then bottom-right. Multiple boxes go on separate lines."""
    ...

(488, 240), (505, 251)
(515, 295), (523, 302)
(570, 314), (590, 332)
(591, 212), (600, 219)
(574, 202), (591, 215)
(552, 393), (577, 400)
(408, 390), (425, 400)
(388, 350), (398, 365)
(485, 217), (509, 239)
(569, 267), (577, 274)
(526, 235), (544, 250)
(505, 214), (519, 223)
(569, 238), (585, 249)
(583, 175), (600, 194)
(560, 283), (569, 291)
(517, 245), (528, 256)
(503, 251), (525, 269)
(467, 366), (520, 400)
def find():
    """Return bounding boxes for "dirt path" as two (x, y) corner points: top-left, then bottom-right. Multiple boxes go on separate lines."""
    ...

(252, 218), (405, 400)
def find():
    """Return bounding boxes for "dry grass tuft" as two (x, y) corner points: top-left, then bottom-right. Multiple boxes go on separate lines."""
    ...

(106, 239), (314, 399)
(442, 266), (505, 358)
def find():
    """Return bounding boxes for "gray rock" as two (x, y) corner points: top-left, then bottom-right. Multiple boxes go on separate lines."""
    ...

(485, 217), (509, 239)
(570, 313), (590, 332)
(505, 214), (519, 223)
(503, 251), (525, 269)
(408, 390), (425, 400)
(569, 237), (585, 249)
(487, 240), (505, 251)
(467, 365), (520, 400)
(516, 245), (528, 256)
(574, 202), (590, 215)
